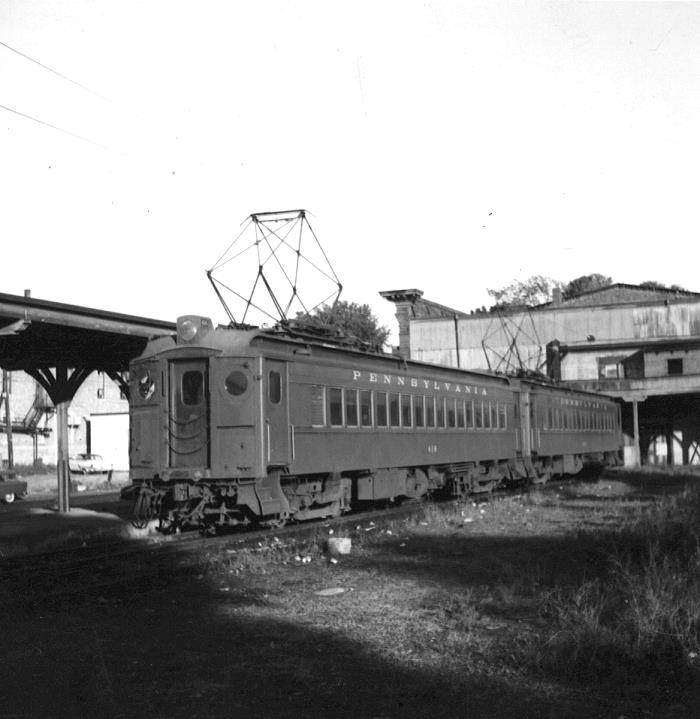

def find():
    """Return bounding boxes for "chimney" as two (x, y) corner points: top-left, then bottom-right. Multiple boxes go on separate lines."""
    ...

(23, 289), (31, 298)
(552, 287), (562, 305)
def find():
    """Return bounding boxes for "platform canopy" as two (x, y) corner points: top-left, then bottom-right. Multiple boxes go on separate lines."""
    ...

(0, 291), (175, 511)
(0, 292), (175, 403)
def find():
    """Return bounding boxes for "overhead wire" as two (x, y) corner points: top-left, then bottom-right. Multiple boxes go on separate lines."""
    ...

(0, 102), (111, 151)
(0, 37), (116, 150)
(0, 39), (110, 102)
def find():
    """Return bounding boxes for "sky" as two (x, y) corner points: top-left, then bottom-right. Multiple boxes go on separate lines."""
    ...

(2, 1), (699, 344)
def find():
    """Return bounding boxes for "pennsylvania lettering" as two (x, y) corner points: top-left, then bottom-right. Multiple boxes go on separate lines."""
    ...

(351, 370), (487, 396)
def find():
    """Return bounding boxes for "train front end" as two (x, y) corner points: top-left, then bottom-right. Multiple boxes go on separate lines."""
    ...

(128, 316), (287, 531)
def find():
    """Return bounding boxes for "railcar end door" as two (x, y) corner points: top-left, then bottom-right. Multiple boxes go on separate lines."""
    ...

(517, 391), (532, 457)
(169, 359), (210, 468)
(264, 359), (290, 467)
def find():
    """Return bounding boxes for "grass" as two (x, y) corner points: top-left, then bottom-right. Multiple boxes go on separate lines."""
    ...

(529, 486), (700, 697)
(4, 475), (700, 718)
(193, 481), (700, 715)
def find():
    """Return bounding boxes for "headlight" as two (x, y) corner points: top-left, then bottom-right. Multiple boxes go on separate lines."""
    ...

(176, 316), (213, 344)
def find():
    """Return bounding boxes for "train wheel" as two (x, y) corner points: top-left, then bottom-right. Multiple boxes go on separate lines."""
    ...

(266, 516), (287, 529)
(531, 471), (551, 486)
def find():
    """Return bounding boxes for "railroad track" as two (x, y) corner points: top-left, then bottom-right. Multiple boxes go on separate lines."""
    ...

(0, 498), (439, 605)
(0, 475), (591, 605)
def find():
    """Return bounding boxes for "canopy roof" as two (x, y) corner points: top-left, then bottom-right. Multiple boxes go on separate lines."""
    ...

(0, 292), (175, 402)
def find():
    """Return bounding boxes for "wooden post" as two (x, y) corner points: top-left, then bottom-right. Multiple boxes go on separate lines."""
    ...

(632, 399), (641, 467)
(56, 401), (71, 512)
(2, 370), (13, 469)
(665, 425), (675, 466)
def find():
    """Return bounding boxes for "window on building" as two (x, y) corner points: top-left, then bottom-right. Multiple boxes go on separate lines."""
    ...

(668, 358), (684, 376)
(600, 363), (619, 379)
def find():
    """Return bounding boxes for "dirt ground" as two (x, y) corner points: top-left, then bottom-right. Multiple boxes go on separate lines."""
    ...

(2, 473), (699, 719)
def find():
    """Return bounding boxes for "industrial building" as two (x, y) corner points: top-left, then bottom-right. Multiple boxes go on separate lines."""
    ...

(381, 285), (700, 466)
(0, 369), (128, 470)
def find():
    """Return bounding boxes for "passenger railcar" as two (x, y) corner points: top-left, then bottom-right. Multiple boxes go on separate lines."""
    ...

(129, 316), (622, 530)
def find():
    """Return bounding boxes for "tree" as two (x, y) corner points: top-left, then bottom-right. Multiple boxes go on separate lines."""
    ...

(639, 280), (688, 292)
(486, 275), (564, 309)
(562, 273), (613, 300)
(294, 301), (390, 350)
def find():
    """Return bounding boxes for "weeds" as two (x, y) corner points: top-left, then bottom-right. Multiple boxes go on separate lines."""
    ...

(530, 485), (700, 695)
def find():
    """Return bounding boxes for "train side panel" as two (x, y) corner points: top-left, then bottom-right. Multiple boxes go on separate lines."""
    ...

(285, 351), (518, 476)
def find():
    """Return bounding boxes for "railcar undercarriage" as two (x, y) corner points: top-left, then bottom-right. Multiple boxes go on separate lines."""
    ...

(130, 451), (619, 533)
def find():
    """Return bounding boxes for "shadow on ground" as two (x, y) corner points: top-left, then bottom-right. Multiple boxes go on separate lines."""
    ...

(1, 568), (601, 719)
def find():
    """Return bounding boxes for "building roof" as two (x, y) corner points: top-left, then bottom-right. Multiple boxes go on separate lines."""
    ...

(547, 283), (700, 308)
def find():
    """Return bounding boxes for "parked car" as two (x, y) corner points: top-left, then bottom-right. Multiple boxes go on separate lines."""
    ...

(0, 473), (27, 503)
(69, 453), (109, 474)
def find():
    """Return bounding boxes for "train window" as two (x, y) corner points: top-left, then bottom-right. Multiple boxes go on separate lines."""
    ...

(483, 402), (492, 429)
(389, 393), (400, 427)
(225, 371), (247, 397)
(437, 398), (445, 428)
(360, 390), (372, 427)
(329, 388), (343, 426)
(465, 400), (474, 429)
(375, 392), (388, 427)
(447, 399), (456, 428)
(414, 396), (425, 427)
(457, 400), (465, 428)
(269, 371), (281, 404)
(182, 371), (204, 406)
(475, 401), (483, 429)
(426, 396), (435, 427)
(346, 390), (359, 427)
(401, 395), (412, 427)
(490, 402), (497, 429)
(498, 403), (507, 429)
(136, 368), (155, 400)
(311, 385), (326, 426)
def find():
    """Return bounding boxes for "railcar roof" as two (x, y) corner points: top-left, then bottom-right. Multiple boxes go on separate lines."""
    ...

(134, 324), (617, 403)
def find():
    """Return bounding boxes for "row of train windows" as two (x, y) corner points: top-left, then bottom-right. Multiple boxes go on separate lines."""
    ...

(541, 405), (616, 431)
(311, 386), (509, 431)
